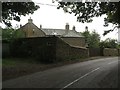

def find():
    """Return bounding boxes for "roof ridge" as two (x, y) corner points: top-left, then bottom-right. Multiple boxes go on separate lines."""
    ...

(43, 28), (73, 31)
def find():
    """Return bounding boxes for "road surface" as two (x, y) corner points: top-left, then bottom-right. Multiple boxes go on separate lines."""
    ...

(2, 57), (119, 89)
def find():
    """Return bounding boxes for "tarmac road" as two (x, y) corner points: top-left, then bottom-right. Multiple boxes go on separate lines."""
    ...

(2, 57), (119, 89)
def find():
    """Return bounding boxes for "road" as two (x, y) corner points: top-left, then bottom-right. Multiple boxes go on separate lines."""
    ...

(2, 57), (119, 89)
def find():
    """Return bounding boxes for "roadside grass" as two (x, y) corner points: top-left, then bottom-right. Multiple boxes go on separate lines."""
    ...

(2, 58), (41, 66)
(2, 56), (105, 81)
(2, 57), (47, 81)
(2, 58), (16, 67)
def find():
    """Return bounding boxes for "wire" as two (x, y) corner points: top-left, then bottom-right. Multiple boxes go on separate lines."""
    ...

(34, 2), (58, 7)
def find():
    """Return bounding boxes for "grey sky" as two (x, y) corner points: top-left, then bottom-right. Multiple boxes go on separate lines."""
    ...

(0, 0), (118, 41)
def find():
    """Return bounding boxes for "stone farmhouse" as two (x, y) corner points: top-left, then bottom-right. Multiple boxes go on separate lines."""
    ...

(3, 18), (119, 60)
(18, 18), (86, 48)
(11, 18), (89, 62)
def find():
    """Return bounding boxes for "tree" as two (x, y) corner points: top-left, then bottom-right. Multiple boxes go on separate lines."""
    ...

(57, 1), (120, 35)
(2, 2), (39, 27)
(2, 28), (15, 41)
(81, 29), (100, 48)
(89, 31), (100, 48)
(99, 38), (118, 48)
(81, 26), (90, 44)
(2, 28), (25, 41)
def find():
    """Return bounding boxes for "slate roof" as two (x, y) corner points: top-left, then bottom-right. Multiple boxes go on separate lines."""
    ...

(41, 28), (83, 37)
(19, 18), (83, 37)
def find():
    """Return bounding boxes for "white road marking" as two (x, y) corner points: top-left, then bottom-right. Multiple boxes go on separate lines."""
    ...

(108, 61), (118, 65)
(60, 67), (100, 90)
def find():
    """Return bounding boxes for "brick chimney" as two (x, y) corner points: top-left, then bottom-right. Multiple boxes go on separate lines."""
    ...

(28, 17), (33, 23)
(65, 23), (69, 34)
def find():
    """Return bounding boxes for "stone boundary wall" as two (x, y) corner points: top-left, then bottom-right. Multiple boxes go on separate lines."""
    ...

(10, 36), (57, 63)
(3, 38), (120, 60)
(103, 48), (118, 56)
(69, 46), (89, 59)
(9, 36), (88, 62)
(56, 37), (88, 61)
(56, 37), (70, 61)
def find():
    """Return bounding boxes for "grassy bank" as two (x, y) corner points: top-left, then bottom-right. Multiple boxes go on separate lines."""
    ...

(2, 56), (105, 81)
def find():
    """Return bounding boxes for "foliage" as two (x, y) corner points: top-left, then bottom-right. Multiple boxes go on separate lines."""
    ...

(89, 31), (101, 48)
(99, 38), (118, 48)
(57, 1), (120, 35)
(14, 30), (26, 39)
(2, 28), (15, 41)
(81, 26), (90, 44)
(81, 29), (100, 48)
(2, 2), (39, 27)
(117, 44), (120, 48)
(2, 28), (25, 41)
(81, 28), (118, 48)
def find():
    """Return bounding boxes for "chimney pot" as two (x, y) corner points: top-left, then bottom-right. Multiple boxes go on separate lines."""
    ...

(65, 23), (69, 30)
(20, 24), (22, 28)
(65, 23), (69, 35)
(72, 26), (75, 31)
(85, 26), (88, 31)
(28, 17), (33, 23)
(40, 25), (42, 29)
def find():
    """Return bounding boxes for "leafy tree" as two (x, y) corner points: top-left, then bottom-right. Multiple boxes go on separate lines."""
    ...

(57, 1), (120, 35)
(2, 28), (25, 41)
(2, 2), (39, 27)
(81, 26), (90, 44)
(100, 38), (118, 48)
(117, 43), (120, 48)
(14, 30), (25, 38)
(81, 29), (100, 48)
(89, 31), (100, 48)
(2, 28), (15, 41)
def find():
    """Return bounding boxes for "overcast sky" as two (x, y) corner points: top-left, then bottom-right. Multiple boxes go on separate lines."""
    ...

(1, 0), (118, 41)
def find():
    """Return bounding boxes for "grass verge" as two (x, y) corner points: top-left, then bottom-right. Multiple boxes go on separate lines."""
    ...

(2, 56), (106, 81)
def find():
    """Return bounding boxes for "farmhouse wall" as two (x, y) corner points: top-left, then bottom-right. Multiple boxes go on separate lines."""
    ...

(61, 37), (85, 47)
